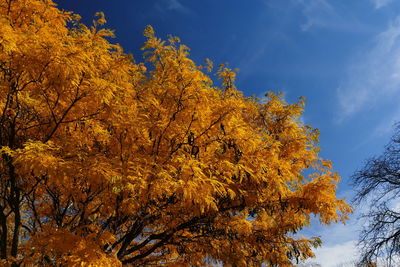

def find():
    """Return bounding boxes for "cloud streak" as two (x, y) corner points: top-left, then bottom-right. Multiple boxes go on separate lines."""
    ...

(165, 0), (186, 12)
(155, 0), (191, 15)
(372, 0), (393, 9)
(337, 15), (400, 121)
(296, 0), (366, 32)
(297, 0), (337, 31)
(305, 240), (358, 267)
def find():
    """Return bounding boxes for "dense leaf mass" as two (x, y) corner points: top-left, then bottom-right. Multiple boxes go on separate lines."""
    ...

(0, 0), (351, 266)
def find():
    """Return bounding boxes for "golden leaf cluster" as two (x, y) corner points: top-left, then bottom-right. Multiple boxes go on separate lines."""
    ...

(0, 0), (351, 266)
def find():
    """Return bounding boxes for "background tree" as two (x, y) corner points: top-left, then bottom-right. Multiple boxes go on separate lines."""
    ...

(0, 0), (351, 265)
(353, 124), (400, 266)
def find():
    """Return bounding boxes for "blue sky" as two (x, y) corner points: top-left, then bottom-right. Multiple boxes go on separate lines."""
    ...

(58, 0), (400, 265)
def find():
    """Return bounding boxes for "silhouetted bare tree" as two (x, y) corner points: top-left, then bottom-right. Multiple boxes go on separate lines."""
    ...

(353, 124), (400, 266)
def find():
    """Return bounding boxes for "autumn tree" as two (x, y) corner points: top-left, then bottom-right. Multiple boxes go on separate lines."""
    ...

(0, 0), (351, 265)
(353, 124), (400, 266)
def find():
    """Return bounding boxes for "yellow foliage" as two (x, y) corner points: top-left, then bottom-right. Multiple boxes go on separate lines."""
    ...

(0, 1), (351, 266)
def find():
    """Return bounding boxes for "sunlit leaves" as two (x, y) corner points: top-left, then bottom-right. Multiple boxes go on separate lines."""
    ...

(0, 1), (351, 266)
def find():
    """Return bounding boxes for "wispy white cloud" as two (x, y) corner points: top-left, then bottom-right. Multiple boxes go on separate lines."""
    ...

(165, 0), (186, 12)
(372, 0), (393, 9)
(295, 0), (367, 32)
(297, 0), (337, 31)
(373, 106), (400, 136)
(302, 224), (360, 266)
(337, 15), (400, 121)
(304, 240), (358, 267)
(155, 0), (191, 15)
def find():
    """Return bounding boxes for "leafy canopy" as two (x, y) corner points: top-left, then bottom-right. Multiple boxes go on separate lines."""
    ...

(0, 0), (351, 266)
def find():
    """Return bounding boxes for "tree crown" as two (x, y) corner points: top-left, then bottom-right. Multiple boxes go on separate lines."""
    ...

(0, 1), (350, 265)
